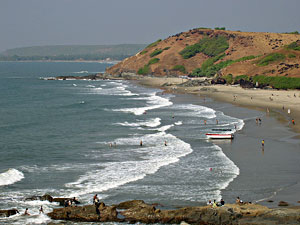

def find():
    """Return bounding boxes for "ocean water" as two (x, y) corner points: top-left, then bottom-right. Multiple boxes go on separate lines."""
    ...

(0, 62), (244, 224)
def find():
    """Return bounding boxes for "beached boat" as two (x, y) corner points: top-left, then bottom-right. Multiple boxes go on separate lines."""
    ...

(206, 128), (234, 139)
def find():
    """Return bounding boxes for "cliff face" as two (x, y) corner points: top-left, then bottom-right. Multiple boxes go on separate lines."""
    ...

(106, 29), (300, 78)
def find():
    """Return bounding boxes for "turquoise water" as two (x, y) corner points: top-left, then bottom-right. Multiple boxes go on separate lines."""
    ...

(0, 62), (243, 224)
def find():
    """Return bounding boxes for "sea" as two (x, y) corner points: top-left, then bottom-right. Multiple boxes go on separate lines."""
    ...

(0, 62), (244, 224)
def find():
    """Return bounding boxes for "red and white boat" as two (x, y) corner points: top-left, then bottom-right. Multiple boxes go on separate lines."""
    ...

(206, 128), (234, 139)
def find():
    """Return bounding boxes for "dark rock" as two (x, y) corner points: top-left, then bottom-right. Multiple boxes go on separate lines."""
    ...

(278, 201), (289, 206)
(0, 209), (19, 217)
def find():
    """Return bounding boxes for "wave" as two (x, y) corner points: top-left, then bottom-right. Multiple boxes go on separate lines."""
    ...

(113, 92), (173, 115)
(73, 70), (89, 74)
(116, 118), (161, 128)
(64, 125), (193, 199)
(173, 104), (216, 119)
(0, 168), (24, 186)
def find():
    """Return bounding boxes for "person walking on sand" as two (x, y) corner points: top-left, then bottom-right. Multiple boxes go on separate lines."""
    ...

(262, 140), (265, 148)
(292, 119), (295, 125)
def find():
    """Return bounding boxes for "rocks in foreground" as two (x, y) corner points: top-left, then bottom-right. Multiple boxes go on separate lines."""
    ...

(47, 200), (300, 224)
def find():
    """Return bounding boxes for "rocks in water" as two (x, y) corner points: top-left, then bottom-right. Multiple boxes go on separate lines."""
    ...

(0, 209), (19, 217)
(47, 200), (300, 224)
(25, 194), (53, 202)
(278, 201), (289, 206)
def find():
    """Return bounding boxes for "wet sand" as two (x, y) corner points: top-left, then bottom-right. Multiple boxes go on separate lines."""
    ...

(137, 76), (300, 208)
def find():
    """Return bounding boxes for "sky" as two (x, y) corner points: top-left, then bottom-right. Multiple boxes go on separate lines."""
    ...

(0, 0), (300, 52)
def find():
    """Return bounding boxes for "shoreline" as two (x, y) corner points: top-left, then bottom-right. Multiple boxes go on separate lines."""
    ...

(134, 76), (300, 208)
(137, 76), (300, 136)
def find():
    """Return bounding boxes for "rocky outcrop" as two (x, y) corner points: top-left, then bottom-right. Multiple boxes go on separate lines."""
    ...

(47, 200), (300, 224)
(0, 209), (19, 217)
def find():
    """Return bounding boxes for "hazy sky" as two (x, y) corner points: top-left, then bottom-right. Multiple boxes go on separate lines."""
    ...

(1, 0), (299, 52)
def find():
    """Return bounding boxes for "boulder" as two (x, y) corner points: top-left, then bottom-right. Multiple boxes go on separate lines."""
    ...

(278, 201), (289, 206)
(0, 209), (19, 217)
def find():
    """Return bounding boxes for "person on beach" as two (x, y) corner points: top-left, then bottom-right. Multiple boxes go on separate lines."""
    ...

(212, 200), (217, 208)
(140, 140), (143, 146)
(93, 194), (99, 204)
(207, 200), (212, 206)
(164, 141), (167, 146)
(39, 206), (44, 214)
(220, 199), (225, 206)
(258, 118), (262, 124)
(262, 140), (265, 147)
(24, 208), (30, 216)
(216, 119), (218, 125)
(292, 119), (295, 125)
(236, 197), (242, 204)
(204, 120), (207, 125)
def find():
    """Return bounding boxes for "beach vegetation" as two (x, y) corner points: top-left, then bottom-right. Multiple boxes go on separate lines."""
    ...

(234, 75), (250, 82)
(179, 35), (229, 59)
(146, 39), (162, 49)
(197, 27), (211, 30)
(257, 53), (286, 66)
(252, 75), (300, 89)
(148, 58), (160, 65)
(163, 47), (171, 50)
(223, 74), (233, 84)
(137, 65), (150, 75)
(172, 65), (186, 73)
(286, 41), (300, 51)
(150, 49), (163, 57)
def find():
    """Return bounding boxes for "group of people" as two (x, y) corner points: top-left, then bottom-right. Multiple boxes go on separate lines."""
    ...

(207, 199), (225, 208)
(22, 206), (44, 216)
(64, 197), (80, 207)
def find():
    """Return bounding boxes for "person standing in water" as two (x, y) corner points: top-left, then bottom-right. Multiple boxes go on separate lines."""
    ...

(140, 140), (143, 146)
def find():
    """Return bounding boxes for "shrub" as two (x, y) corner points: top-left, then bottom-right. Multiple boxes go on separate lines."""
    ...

(146, 39), (162, 48)
(285, 31), (299, 34)
(286, 41), (300, 51)
(257, 53), (286, 66)
(190, 68), (203, 77)
(234, 55), (257, 62)
(234, 75), (250, 82)
(224, 74), (233, 84)
(288, 53), (296, 58)
(172, 65), (186, 73)
(215, 27), (226, 30)
(148, 58), (160, 65)
(137, 65), (150, 75)
(163, 47), (170, 50)
(140, 50), (148, 55)
(150, 49), (163, 57)
(179, 35), (229, 59)
(252, 75), (300, 89)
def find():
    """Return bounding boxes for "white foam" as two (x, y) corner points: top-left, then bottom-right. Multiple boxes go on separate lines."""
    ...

(116, 118), (161, 128)
(64, 129), (193, 199)
(173, 104), (216, 119)
(73, 70), (89, 74)
(175, 121), (183, 125)
(114, 92), (173, 115)
(0, 168), (24, 186)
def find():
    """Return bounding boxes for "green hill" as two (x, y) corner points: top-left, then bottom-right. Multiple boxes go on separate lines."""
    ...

(0, 44), (146, 61)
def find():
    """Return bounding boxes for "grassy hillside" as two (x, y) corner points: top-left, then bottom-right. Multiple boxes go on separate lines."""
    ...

(106, 28), (300, 80)
(0, 44), (146, 61)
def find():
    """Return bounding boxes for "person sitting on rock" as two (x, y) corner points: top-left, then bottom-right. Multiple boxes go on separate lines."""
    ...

(236, 196), (243, 204)
(220, 199), (225, 206)
(207, 200), (212, 206)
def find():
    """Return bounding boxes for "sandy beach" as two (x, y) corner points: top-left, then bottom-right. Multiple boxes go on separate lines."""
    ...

(138, 77), (300, 135)
(136, 76), (300, 208)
